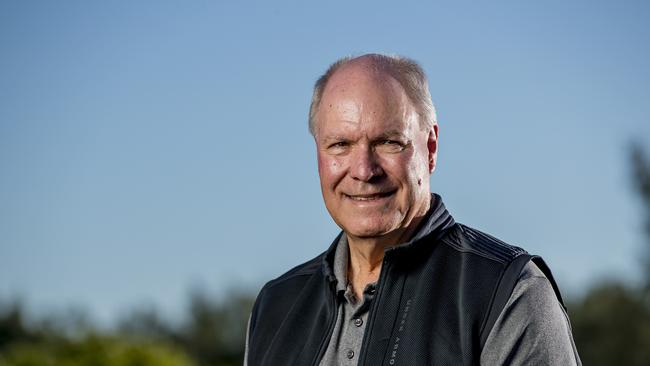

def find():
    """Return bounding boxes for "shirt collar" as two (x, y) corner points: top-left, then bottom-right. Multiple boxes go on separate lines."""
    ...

(333, 234), (350, 293)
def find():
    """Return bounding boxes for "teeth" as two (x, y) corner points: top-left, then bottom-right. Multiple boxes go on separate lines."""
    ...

(348, 194), (383, 201)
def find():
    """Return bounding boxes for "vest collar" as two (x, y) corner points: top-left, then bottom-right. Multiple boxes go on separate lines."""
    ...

(322, 193), (455, 283)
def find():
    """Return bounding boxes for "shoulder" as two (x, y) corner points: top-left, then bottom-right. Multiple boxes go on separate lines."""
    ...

(258, 232), (341, 295)
(440, 223), (528, 264)
(252, 251), (326, 316)
(262, 251), (325, 290)
(504, 261), (562, 313)
(433, 223), (550, 347)
(248, 247), (334, 339)
(481, 261), (581, 365)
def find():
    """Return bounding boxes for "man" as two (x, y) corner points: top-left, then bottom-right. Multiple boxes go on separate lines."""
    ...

(245, 54), (581, 365)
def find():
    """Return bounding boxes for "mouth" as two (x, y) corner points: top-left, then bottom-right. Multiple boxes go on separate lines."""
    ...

(343, 190), (396, 201)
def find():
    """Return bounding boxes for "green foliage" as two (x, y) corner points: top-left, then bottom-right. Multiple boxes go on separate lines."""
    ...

(116, 290), (255, 366)
(568, 283), (650, 365)
(0, 335), (196, 366)
(0, 302), (37, 350)
(178, 289), (253, 366)
(0, 290), (255, 366)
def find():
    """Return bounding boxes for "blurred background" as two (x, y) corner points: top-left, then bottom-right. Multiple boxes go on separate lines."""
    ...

(1, 1), (649, 365)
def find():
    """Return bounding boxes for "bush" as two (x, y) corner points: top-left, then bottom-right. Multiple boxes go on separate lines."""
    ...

(0, 335), (196, 366)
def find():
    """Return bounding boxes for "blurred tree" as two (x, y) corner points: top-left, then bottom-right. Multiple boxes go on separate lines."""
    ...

(1, 287), (256, 366)
(117, 305), (177, 343)
(569, 283), (650, 365)
(0, 335), (196, 366)
(177, 289), (254, 366)
(115, 289), (255, 366)
(631, 142), (650, 289)
(567, 141), (650, 365)
(0, 301), (37, 351)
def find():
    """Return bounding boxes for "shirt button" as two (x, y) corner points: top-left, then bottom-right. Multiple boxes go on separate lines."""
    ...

(354, 318), (363, 327)
(346, 350), (355, 359)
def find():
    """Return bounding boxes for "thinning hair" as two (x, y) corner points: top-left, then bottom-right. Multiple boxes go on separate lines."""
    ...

(308, 53), (437, 136)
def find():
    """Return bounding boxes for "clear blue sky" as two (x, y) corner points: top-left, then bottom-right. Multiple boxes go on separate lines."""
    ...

(2, 0), (649, 324)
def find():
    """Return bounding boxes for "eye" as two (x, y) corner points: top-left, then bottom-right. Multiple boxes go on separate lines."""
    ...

(376, 140), (406, 152)
(381, 140), (400, 145)
(326, 140), (351, 153)
(329, 141), (348, 148)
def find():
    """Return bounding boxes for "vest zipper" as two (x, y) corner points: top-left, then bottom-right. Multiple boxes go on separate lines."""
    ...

(312, 281), (339, 366)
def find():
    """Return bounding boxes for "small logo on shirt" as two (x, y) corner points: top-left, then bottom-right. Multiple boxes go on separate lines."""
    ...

(389, 298), (412, 365)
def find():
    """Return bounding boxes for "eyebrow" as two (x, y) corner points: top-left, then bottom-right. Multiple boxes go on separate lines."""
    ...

(375, 130), (408, 140)
(321, 135), (351, 143)
(320, 130), (408, 142)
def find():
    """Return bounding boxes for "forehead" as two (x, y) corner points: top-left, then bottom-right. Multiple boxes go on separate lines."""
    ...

(321, 64), (406, 105)
(317, 65), (417, 137)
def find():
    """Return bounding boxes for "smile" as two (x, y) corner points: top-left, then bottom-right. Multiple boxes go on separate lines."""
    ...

(344, 190), (396, 201)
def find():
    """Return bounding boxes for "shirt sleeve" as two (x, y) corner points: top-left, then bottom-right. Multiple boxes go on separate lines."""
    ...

(480, 261), (582, 365)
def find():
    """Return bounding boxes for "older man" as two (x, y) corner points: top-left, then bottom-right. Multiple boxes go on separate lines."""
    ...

(245, 54), (581, 365)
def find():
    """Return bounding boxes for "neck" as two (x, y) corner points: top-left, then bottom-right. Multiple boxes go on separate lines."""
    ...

(345, 203), (430, 299)
(346, 226), (415, 273)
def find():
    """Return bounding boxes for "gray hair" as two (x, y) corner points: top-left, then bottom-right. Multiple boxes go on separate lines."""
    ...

(308, 53), (437, 136)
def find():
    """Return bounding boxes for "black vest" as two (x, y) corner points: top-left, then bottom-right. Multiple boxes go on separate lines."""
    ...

(247, 198), (565, 365)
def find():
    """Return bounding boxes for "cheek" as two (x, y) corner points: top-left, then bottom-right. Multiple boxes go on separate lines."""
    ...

(318, 154), (346, 185)
(382, 151), (414, 172)
(383, 151), (426, 185)
(410, 145), (431, 176)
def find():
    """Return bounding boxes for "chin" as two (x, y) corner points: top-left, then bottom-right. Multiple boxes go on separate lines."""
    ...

(341, 218), (398, 239)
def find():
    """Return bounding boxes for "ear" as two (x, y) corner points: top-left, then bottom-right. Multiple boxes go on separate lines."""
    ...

(428, 124), (439, 173)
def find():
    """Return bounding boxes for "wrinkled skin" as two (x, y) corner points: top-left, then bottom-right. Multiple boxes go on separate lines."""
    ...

(314, 60), (438, 246)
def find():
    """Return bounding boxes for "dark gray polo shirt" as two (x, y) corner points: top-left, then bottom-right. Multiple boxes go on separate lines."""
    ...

(318, 235), (376, 365)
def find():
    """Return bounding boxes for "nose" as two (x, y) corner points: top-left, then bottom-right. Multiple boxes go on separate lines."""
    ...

(350, 146), (384, 182)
